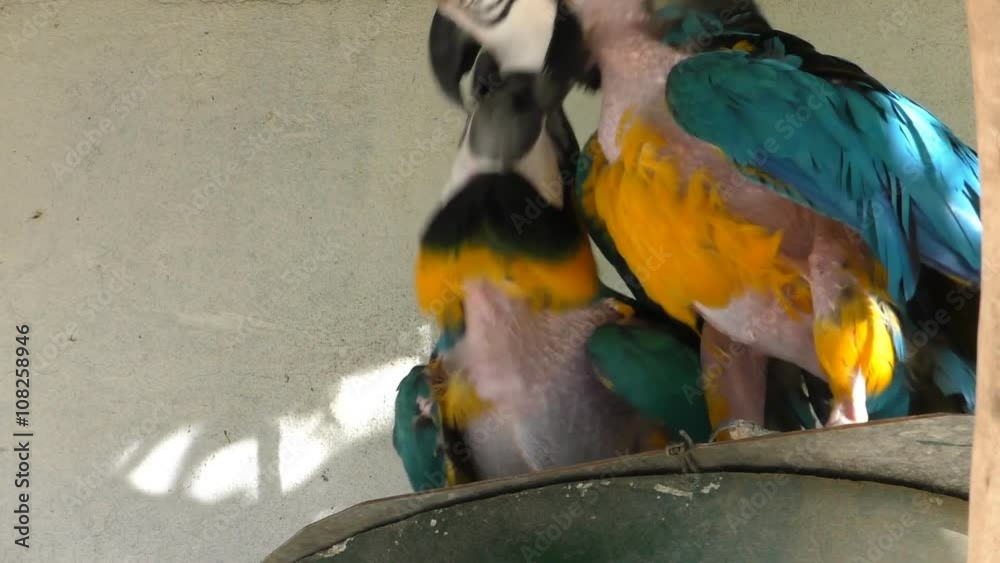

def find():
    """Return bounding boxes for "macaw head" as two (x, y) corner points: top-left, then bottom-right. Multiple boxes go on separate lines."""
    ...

(416, 56), (588, 333)
(439, 52), (574, 206)
(428, 0), (600, 110)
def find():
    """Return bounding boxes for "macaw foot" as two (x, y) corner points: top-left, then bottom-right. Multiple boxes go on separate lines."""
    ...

(602, 297), (636, 321)
(709, 419), (777, 442)
(665, 430), (700, 473)
(825, 371), (870, 426)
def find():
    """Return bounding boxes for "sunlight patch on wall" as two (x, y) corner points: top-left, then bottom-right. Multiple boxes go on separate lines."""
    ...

(116, 439), (143, 471)
(128, 426), (199, 495)
(187, 438), (260, 503)
(278, 412), (336, 493)
(330, 355), (421, 440)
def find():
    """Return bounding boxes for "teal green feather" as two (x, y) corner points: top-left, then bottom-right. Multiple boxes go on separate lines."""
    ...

(586, 321), (711, 443)
(654, 0), (773, 49)
(391, 365), (447, 491)
(586, 284), (708, 443)
(431, 328), (460, 358)
(664, 31), (981, 303)
(866, 364), (911, 420)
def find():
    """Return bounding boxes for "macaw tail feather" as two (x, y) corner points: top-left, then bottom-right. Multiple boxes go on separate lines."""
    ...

(894, 265), (978, 415)
(813, 293), (902, 403)
(763, 359), (825, 431)
(903, 346), (976, 415)
(928, 349), (976, 412)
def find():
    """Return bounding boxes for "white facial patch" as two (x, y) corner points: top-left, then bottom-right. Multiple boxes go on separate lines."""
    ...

(440, 0), (557, 73)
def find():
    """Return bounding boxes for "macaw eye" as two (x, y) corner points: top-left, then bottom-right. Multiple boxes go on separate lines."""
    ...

(474, 79), (491, 100)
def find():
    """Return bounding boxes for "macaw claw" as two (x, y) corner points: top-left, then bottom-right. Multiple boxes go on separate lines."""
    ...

(709, 419), (776, 442)
(665, 429), (700, 473)
(604, 298), (636, 321)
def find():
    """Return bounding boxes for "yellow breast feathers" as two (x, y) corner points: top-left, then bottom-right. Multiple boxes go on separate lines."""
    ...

(586, 112), (812, 328)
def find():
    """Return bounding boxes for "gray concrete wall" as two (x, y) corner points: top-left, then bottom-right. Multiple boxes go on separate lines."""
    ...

(0, 1), (972, 561)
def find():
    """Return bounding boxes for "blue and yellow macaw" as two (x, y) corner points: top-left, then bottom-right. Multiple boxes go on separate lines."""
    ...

(392, 55), (712, 491)
(645, 1), (976, 422)
(427, 0), (979, 434)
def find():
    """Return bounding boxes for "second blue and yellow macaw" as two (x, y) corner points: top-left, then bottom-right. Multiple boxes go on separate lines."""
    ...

(393, 53), (713, 491)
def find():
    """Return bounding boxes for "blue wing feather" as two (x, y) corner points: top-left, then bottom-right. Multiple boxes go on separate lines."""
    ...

(929, 349), (976, 412)
(665, 34), (981, 302)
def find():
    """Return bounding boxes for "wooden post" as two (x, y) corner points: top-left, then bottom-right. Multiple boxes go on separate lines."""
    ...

(966, 0), (999, 561)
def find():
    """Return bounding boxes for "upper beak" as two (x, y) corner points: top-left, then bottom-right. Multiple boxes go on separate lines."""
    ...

(428, 9), (482, 107)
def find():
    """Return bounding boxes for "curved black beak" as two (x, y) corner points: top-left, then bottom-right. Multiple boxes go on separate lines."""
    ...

(429, 9), (482, 107)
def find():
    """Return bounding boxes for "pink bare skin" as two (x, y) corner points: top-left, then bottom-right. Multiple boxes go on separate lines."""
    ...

(443, 280), (663, 478)
(569, 0), (876, 427)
